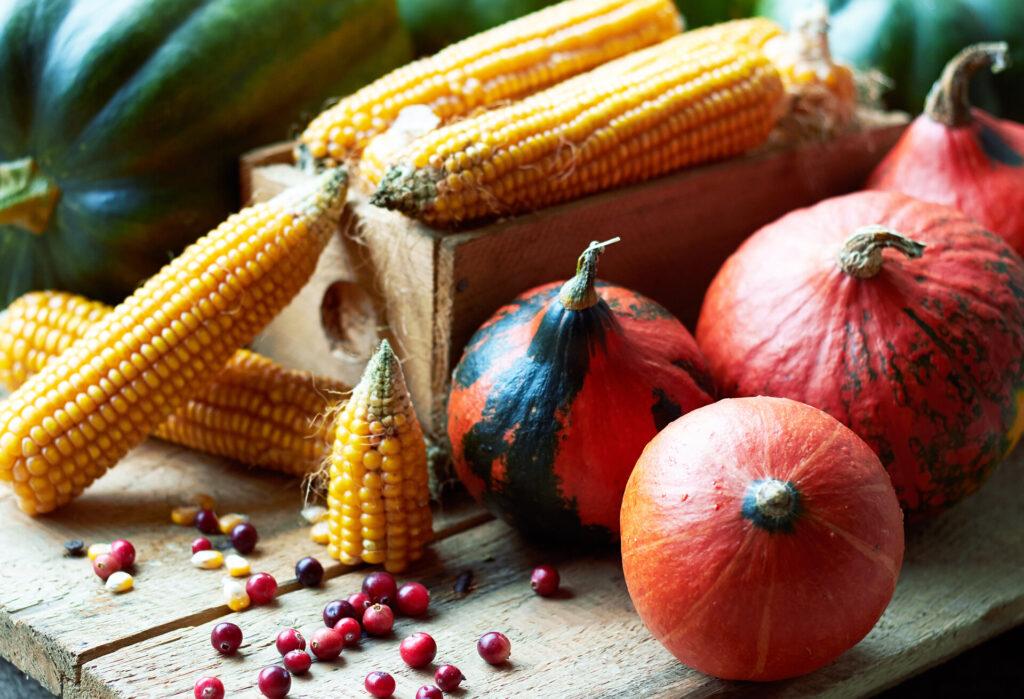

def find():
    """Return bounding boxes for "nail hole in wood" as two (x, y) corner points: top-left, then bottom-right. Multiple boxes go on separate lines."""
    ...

(320, 281), (378, 362)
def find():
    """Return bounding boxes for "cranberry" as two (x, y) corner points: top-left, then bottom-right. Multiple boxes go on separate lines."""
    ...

(399, 632), (437, 668)
(191, 537), (212, 554)
(396, 581), (430, 617)
(275, 628), (305, 655)
(415, 686), (443, 699)
(364, 671), (396, 698)
(309, 627), (344, 661)
(361, 603), (394, 636)
(530, 564), (560, 597)
(246, 572), (278, 605)
(193, 676), (225, 699)
(230, 522), (258, 554)
(323, 599), (356, 627)
(348, 591), (371, 613)
(210, 622), (243, 656)
(283, 650), (311, 675)
(92, 553), (121, 581)
(109, 539), (136, 567)
(295, 556), (323, 587)
(477, 631), (511, 665)
(362, 571), (398, 606)
(334, 616), (362, 646)
(257, 665), (291, 698)
(195, 509), (219, 535)
(434, 664), (464, 692)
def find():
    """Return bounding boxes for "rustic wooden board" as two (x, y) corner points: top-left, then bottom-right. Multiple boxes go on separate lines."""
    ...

(0, 442), (486, 697)
(78, 447), (1024, 698)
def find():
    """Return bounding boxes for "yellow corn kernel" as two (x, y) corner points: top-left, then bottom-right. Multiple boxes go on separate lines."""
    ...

(191, 550), (224, 570)
(193, 493), (217, 511)
(87, 543), (110, 561)
(104, 571), (134, 593)
(0, 171), (347, 515)
(310, 521), (330, 544)
(370, 25), (785, 227)
(0, 292), (349, 478)
(224, 554), (251, 577)
(301, 0), (683, 170)
(325, 341), (432, 573)
(222, 578), (250, 611)
(171, 505), (200, 526)
(218, 513), (249, 535)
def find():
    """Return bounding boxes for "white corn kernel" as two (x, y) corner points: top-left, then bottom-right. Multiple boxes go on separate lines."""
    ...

(222, 578), (250, 611)
(191, 550), (224, 570)
(105, 571), (134, 593)
(225, 554), (250, 577)
(310, 521), (330, 544)
(301, 505), (328, 524)
(87, 543), (111, 561)
(218, 513), (249, 534)
(171, 505), (199, 526)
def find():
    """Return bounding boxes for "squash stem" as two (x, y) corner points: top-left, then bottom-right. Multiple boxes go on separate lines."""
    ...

(559, 237), (621, 311)
(925, 43), (1009, 127)
(0, 157), (60, 235)
(742, 478), (801, 532)
(837, 225), (925, 279)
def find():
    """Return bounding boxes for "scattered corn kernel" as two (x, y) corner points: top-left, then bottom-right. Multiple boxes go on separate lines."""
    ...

(222, 578), (251, 611)
(310, 521), (330, 545)
(193, 493), (217, 511)
(171, 506), (200, 526)
(191, 550), (224, 570)
(87, 543), (111, 561)
(218, 513), (249, 535)
(225, 554), (251, 577)
(301, 505), (328, 524)
(104, 571), (134, 593)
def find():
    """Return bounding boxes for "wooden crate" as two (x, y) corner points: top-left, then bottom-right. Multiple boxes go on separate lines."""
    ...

(242, 121), (906, 439)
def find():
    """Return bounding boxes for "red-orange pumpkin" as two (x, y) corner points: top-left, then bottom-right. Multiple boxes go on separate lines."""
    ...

(868, 43), (1024, 255)
(696, 191), (1024, 518)
(448, 241), (715, 545)
(621, 396), (904, 681)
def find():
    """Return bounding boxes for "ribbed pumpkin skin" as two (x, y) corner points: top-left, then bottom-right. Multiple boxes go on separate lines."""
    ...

(696, 191), (1024, 518)
(622, 397), (904, 681)
(448, 281), (715, 544)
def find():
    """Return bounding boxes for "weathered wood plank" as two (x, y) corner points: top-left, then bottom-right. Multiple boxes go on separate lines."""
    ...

(0, 441), (486, 697)
(81, 449), (1024, 698)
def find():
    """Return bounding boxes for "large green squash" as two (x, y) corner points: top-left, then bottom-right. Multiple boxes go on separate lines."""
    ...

(756, 0), (1024, 117)
(0, 0), (412, 306)
(397, 0), (557, 55)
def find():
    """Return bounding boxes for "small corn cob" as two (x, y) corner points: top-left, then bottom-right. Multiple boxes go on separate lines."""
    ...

(370, 30), (785, 227)
(0, 170), (347, 515)
(0, 291), (347, 478)
(298, 0), (683, 170)
(326, 340), (432, 573)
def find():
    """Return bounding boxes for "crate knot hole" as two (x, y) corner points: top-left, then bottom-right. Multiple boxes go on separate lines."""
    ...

(320, 280), (379, 363)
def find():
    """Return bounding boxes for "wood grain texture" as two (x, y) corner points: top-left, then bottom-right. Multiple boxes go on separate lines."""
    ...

(80, 447), (1024, 698)
(0, 441), (486, 696)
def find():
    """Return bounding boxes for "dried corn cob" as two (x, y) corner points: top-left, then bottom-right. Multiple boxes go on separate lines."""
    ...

(370, 33), (785, 227)
(0, 291), (346, 477)
(298, 0), (682, 170)
(326, 340), (431, 573)
(0, 170), (347, 515)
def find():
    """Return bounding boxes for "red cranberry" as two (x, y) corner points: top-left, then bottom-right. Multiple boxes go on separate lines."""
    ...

(434, 664), (464, 692)
(193, 676), (224, 699)
(195, 509), (219, 535)
(362, 571), (398, 606)
(323, 599), (356, 627)
(396, 581), (430, 617)
(399, 632), (437, 668)
(361, 603), (394, 636)
(92, 553), (121, 581)
(530, 564), (560, 597)
(109, 539), (136, 567)
(191, 537), (212, 554)
(334, 616), (362, 646)
(246, 572), (278, 605)
(415, 686), (443, 699)
(257, 665), (291, 698)
(210, 622), (243, 656)
(477, 631), (511, 665)
(364, 671), (396, 698)
(283, 650), (311, 675)
(309, 627), (344, 661)
(295, 556), (323, 587)
(348, 591), (371, 613)
(230, 522), (258, 554)
(275, 628), (305, 655)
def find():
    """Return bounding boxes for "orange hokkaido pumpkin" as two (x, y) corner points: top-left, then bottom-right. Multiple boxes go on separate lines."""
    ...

(621, 397), (904, 681)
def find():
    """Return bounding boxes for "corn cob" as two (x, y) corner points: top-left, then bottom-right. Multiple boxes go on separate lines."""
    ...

(369, 30), (785, 227)
(298, 0), (683, 170)
(0, 170), (347, 515)
(326, 340), (432, 573)
(0, 291), (347, 477)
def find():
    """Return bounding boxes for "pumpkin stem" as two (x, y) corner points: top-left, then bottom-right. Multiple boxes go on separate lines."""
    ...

(837, 225), (926, 279)
(0, 157), (60, 235)
(925, 42), (1009, 127)
(559, 237), (621, 311)
(742, 478), (801, 533)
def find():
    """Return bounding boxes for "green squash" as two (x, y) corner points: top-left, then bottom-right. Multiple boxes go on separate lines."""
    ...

(755, 0), (1024, 117)
(397, 0), (558, 55)
(673, 0), (756, 27)
(0, 0), (412, 306)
